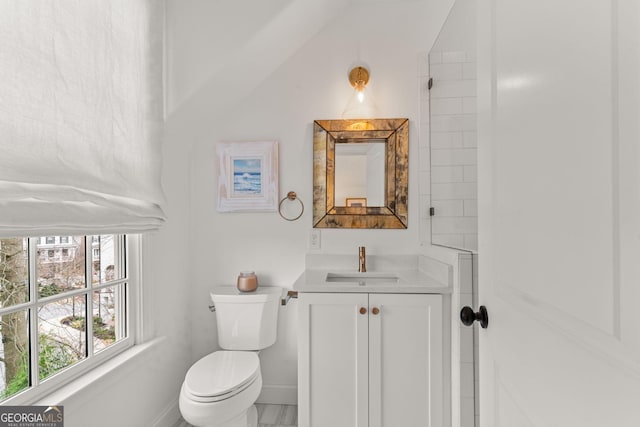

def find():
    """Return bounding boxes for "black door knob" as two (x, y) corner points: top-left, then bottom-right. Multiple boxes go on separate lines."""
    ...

(460, 305), (489, 329)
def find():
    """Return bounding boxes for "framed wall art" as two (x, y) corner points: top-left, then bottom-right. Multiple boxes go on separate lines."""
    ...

(216, 141), (279, 212)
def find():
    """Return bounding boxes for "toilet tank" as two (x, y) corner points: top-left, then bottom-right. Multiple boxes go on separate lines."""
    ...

(209, 286), (282, 350)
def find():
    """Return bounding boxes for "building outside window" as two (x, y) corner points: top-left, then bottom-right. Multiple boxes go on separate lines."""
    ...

(0, 235), (130, 403)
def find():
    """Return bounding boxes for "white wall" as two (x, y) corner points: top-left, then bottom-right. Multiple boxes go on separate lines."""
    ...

(165, 0), (455, 404)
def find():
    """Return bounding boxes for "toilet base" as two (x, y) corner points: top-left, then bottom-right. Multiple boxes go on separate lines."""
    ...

(210, 405), (257, 427)
(247, 405), (258, 426)
(181, 404), (257, 427)
(179, 373), (262, 427)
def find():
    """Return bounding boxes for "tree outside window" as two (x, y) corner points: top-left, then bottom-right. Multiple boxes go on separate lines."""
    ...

(0, 235), (126, 400)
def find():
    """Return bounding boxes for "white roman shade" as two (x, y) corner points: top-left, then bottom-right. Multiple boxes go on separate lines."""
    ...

(0, 1), (166, 237)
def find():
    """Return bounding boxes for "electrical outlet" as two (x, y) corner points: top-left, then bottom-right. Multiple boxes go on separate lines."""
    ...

(309, 229), (321, 249)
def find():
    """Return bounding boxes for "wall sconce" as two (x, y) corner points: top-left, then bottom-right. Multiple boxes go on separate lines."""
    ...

(349, 66), (370, 103)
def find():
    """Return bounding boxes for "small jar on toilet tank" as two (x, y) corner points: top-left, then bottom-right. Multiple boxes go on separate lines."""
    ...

(237, 271), (258, 292)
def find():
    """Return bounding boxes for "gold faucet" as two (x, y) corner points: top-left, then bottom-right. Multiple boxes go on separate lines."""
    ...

(358, 246), (366, 272)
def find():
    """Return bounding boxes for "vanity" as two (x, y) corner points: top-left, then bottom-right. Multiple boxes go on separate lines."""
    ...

(293, 255), (451, 427)
(296, 115), (452, 426)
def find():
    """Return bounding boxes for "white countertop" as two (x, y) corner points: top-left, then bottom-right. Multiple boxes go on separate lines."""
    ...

(293, 268), (451, 294)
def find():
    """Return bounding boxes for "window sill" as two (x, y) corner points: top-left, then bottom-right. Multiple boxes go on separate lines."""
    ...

(34, 336), (166, 405)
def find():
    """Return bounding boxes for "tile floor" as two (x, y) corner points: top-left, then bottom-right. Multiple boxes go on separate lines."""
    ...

(177, 403), (297, 427)
(256, 404), (297, 427)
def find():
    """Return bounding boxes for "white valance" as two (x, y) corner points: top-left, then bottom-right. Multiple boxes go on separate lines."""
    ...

(0, 0), (166, 237)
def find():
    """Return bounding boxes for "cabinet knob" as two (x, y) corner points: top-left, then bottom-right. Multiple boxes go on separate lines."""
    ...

(372, 307), (380, 315)
(359, 307), (367, 315)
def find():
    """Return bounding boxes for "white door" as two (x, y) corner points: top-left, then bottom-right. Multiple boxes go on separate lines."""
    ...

(477, 1), (640, 426)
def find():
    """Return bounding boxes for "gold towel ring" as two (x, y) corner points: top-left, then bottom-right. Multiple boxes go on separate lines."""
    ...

(278, 191), (304, 221)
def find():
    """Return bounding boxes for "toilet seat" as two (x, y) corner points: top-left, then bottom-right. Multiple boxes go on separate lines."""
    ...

(183, 351), (260, 403)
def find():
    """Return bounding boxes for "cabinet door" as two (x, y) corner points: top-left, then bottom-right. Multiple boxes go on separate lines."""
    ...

(369, 294), (443, 427)
(298, 293), (369, 427)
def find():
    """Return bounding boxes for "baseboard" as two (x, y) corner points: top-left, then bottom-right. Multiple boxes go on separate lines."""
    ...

(257, 384), (297, 405)
(152, 397), (182, 427)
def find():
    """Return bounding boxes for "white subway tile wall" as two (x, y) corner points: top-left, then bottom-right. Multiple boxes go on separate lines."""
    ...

(459, 254), (477, 427)
(419, 50), (478, 426)
(473, 254), (480, 425)
(428, 49), (478, 253)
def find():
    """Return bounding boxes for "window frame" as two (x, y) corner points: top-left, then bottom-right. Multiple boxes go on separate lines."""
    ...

(0, 234), (140, 405)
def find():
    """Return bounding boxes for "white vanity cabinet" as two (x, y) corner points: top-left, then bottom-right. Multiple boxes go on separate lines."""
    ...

(298, 292), (444, 427)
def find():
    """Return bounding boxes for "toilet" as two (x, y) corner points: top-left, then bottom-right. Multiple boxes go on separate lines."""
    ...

(179, 286), (282, 427)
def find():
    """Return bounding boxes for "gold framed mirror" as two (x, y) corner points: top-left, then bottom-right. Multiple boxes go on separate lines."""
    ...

(313, 118), (409, 228)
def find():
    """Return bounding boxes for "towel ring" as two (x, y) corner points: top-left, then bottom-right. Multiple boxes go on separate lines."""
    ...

(278, 191), (304, 221)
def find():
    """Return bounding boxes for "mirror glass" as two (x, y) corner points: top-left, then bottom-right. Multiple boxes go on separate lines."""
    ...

(313, 118), (409, 229)
(334, 142), (386, 207)
(428, 0), (478, 251)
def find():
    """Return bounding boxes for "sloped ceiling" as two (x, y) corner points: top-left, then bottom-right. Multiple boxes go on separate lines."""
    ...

(166, 0), (347, 117)
(165, 0), (424, 119)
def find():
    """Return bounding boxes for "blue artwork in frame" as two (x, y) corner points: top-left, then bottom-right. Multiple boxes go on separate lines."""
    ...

(216, 141), (279, 212)
(232, 158), (262, 195)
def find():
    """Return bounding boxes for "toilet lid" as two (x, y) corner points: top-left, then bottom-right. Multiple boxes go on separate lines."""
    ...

(184, 351), (260, 399)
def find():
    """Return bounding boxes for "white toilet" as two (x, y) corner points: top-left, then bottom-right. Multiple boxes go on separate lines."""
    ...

(179, 286), (282, 427)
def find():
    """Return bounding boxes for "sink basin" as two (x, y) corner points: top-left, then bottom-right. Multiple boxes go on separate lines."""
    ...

(325, 272), (399, 284)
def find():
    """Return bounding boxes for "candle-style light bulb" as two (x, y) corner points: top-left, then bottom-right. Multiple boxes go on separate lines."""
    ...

(349, 66), (370, 105)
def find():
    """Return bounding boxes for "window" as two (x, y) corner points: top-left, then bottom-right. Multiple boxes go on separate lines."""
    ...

(45, 237), (55, 245)
(0, 235), (131, 403)
(60, 236), (69, 244)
